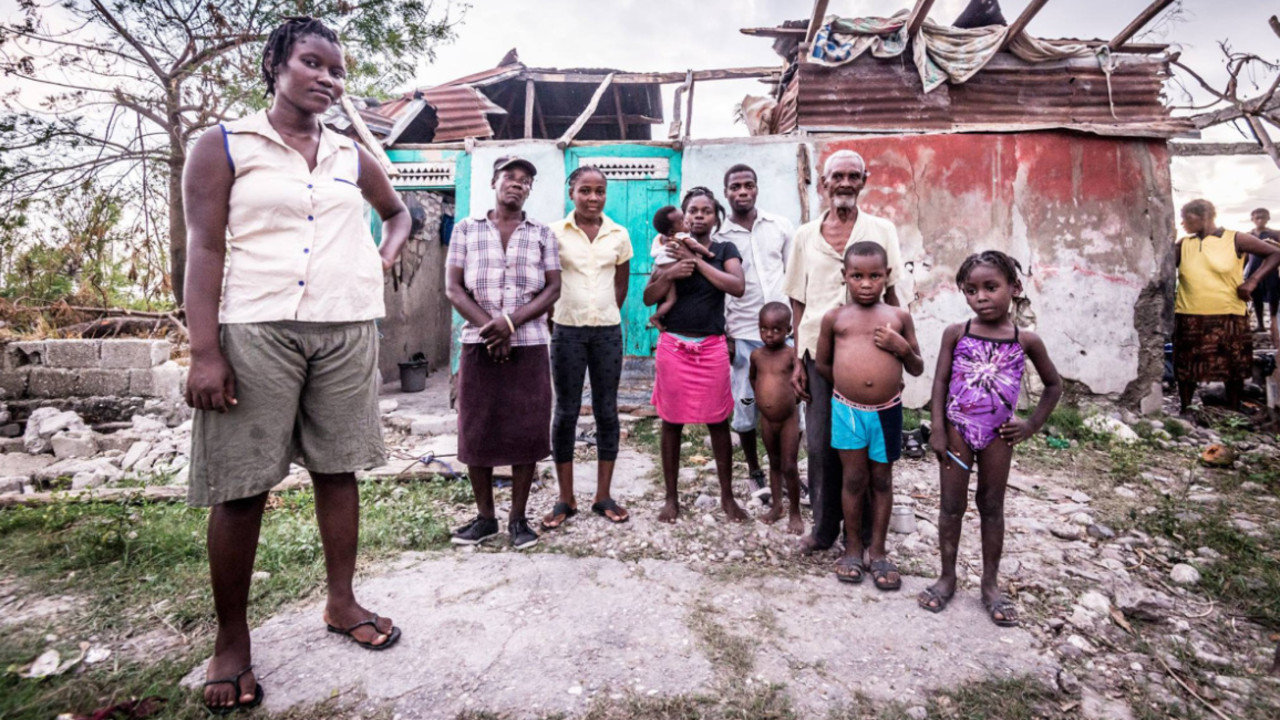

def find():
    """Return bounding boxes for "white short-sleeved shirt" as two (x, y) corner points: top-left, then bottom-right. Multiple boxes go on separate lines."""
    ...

(217, 110), (385, 324)
(715, 210), (795, 341)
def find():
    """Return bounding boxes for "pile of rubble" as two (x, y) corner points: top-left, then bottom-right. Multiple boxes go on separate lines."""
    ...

(0, 407), (191, 495)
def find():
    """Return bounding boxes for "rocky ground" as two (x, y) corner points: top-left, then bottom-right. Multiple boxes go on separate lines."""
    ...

(3, 370), (1280, 719)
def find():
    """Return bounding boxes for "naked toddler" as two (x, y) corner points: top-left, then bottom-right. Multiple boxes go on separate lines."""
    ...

(749, 302), (804, 535)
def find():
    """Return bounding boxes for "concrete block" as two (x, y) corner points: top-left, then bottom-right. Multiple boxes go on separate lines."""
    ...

(77, 369), (132, 397)
(1, 438), (24, 453)
(0, 476), (24, 494)
(100, 340), (172, 369)
(1140, 381), (1163, 416)
(409, 414), (456, 436)
(122, 440), (151, 471)
(42, 340), (102, 369)
(146, 362), (185, 399)
(52, 431), (99, 459)
(97, 431), (139, 454)
(28, 368), (80, 398)
(2, 341), (46, 370)
(0, 424), (18, 438)
(0, 369), (30, 399)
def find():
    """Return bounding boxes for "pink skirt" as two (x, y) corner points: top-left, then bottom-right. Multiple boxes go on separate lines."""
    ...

(651, 333), (733, 425)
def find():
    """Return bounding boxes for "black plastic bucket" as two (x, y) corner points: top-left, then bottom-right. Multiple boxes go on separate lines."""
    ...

(398, 353), (429, 393)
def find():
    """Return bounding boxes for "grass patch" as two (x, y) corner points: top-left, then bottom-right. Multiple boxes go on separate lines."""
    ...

(0, 480), (454, 720)
(929, 677), (1067, 720)
(1136, 498), (1280, 631)
(1043, 405), (1088, 441)
(902, 408), (922, 432)
(1109, 443), (1145, 482)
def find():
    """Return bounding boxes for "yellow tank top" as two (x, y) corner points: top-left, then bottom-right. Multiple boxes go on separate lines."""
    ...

(1175, 230), (1246, 316)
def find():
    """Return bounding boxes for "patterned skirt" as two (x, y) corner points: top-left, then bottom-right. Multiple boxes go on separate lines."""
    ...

(1173, 313), (1253, 384)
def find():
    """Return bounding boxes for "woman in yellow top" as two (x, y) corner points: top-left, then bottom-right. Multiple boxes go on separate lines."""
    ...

(541, 166), (633, 529)
(1174, 199), (1280, 414)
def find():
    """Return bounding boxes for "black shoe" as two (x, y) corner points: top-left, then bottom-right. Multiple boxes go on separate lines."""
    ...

(451, 515), (499, 545)
(747, 469), (771, 503)
(509, 517), (539, 550)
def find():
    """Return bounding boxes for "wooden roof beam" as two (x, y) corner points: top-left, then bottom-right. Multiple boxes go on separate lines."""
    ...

(1001, 0), (1053, 50)
(805, 0), (831, 44)
(905, 0), (939, 39)
(526, 66), (781, 85)
(557, 73), (614, 149)
(1109, 0), (1176, 50)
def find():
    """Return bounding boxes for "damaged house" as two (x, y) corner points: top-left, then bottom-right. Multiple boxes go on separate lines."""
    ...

(330, 0), (1194, 411)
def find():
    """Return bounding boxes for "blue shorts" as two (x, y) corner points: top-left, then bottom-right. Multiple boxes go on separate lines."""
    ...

(831, 393), (903, 464)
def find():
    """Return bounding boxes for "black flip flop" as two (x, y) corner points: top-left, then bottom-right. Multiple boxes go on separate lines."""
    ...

(834, 555), (865, 584)
(985, 597), (1020, 627)
(591, 498), (629, 524)
(541, 501), (577, 530)
(326, 614), (402, 650)
(869, 558), (902, 592)
(202, 664), (264, 715)
(917, 587), (953, 613)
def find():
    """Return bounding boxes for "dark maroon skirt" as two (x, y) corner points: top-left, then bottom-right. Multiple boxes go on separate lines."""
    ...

(456, 343), (551, 467)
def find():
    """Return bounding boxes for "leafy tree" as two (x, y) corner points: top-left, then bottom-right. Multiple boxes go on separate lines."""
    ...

(0, 0), (462, 304)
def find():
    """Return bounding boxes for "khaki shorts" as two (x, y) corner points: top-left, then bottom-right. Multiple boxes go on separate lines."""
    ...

(187, 321), (386, 507)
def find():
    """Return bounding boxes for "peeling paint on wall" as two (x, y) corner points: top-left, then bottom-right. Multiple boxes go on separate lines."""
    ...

(816, 133), (1175, 407)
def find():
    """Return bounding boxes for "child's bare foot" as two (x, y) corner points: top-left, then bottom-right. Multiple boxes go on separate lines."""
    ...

(786, 513), (805, 535)
(658, 499), (680, 523)
(761, 504), (784, 525)
(721, 499), (750, 522)
(797, 534), (828, 555)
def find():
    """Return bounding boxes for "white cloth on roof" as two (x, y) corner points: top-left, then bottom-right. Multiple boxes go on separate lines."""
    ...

(808, 12), (1097, 94)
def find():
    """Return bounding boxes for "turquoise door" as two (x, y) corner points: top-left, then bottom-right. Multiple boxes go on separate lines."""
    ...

(565, 147), (681, 357)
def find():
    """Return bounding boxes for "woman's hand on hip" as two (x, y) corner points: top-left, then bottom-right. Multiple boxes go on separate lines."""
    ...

(186, 352), (237, 413)
(1238, 280), (1258, 302)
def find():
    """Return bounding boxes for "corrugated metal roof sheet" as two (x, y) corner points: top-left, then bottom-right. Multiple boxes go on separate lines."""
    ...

(788, 53), (1194, 138)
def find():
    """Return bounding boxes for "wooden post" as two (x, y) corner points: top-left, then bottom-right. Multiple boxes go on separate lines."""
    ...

(524, 79), (535, 139)
(905, 0), (938, 39)
(796, 144), (812, 224)
(684, 77), (696, 140)
(557, 73), (615, 149)
(612, 85), (627, 140)
(339, 95), (398, 177)
(1001, 0), (1053, 50)
(668, 70), (692, 140)
(1109, 0), (1176, 50)
(535, 93), (548, 138)
(805, 0), (831, 44)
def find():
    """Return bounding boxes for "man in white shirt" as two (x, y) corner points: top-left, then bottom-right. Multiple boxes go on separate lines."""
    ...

(716, 164), (795, 498)
(783, 150), (906, 554)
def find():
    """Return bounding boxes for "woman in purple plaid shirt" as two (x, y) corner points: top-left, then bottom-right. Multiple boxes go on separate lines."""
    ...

(445, 156), (562, 551)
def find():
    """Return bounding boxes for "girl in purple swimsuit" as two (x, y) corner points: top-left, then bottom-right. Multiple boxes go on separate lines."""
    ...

(917, 251), (1063, 628)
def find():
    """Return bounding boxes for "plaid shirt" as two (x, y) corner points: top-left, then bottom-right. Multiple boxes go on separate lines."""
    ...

(446, 214), (561, 346)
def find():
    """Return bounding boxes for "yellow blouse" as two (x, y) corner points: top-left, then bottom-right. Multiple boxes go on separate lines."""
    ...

(1175, 230), (1246, 316)
(551, 214), (633, 327)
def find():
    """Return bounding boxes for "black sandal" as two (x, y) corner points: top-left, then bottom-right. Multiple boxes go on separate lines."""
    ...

(869, 558), (902, 592)
(917, 586), (953, 613)
(326, 614), (402, 650)
(541, 501), (577, 530)
(591, 498), (629, 524)
(834, 555), (865, 584)
(985, 597), (1020, 627)
(202, 664), (264, 715)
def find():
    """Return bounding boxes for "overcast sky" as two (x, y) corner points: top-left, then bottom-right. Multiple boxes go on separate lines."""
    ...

(413, 0), (1280, 225)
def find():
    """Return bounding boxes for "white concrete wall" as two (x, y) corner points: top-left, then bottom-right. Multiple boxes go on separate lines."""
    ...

(680, 139), (816, 226)
(467, 141), (567, 223)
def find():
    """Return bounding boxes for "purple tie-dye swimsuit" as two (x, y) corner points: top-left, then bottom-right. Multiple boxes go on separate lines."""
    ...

(945, 320), (1026, 451)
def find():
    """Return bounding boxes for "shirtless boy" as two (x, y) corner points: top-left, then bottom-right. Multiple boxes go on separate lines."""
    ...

(749, 302), (804, 535)
(816, 241), (923, 591)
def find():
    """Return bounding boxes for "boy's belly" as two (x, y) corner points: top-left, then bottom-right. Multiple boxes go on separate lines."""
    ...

(754, 379), (798, 422)
(832, 342), (903, 406)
